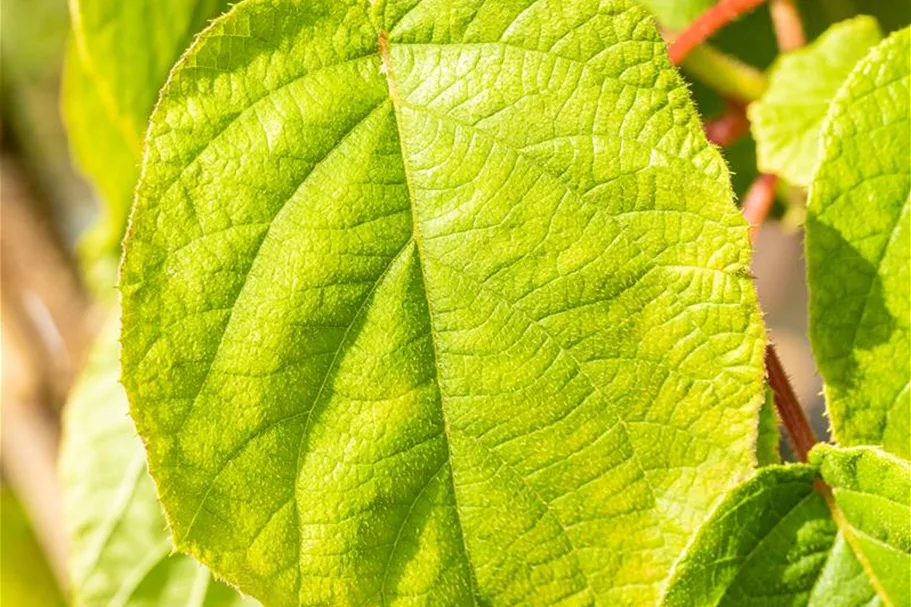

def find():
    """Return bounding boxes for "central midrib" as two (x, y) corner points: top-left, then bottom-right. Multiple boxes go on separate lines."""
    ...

(375, 30), (659, 604)
(377, 29), (483, 605)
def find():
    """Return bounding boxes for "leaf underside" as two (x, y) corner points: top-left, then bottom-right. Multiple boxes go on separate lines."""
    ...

(121, 1), (765, 605)
(756, 390), (781, 467)
(806, 27), (911, 459)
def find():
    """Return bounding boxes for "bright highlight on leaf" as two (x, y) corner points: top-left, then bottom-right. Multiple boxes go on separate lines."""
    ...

(60, 316), (257, 607)
(749, 16), (883, 187)
(806, 27), (911, 459)
(119, 0), (765, 605)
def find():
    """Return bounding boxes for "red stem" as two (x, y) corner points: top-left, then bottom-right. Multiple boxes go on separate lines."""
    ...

(765, 346), (817, 461)
(669, 0), (771, 65)
(704, 103), (750, 147)
(741, 174), (817, 462)
(742, 173), (778, 241)
(769, 0), (806, 51)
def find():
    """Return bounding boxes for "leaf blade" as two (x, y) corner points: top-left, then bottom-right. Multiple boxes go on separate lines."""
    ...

(660, 464), (883, 607)
(749, 16), (884, 186)
(121, 1), (766, 605)
(805, 27), (911, 458)
(812, 444), (911, 607)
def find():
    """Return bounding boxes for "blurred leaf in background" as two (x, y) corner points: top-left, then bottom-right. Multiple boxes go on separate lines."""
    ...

(1, 487), (66, 607)
(63, 0), (232, 281)
(1, 0), (95, 241)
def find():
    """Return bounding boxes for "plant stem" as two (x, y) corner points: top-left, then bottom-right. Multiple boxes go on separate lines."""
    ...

(769, 0), (806, 51)
(681, 44), (768, 102)
(765, 345), (817, 462)
(742, 173), (778, 241)
(740, 171), (817, 462)
(669, 0), (771, 64)
(704, 103), (750, 147)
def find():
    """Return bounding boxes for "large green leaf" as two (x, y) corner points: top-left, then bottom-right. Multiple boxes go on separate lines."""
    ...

(60, 316), (258, 607)
(660, 464), (883, 607)
(120, 0), (766, 604)
(63, 0), (231, 258)
(806, 27), (911, 458)
(812, 444), (911, 606)
(749, 16), (883, 186)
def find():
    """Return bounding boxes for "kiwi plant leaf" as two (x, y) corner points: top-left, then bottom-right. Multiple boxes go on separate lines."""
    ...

(120, 0), (766, 605)
(660, 464), (883, 607)
(811, 444), (911, 606)
(60, 315), (258, 607)
(756, 391), (781, 467)
(63, 0), (231, 258)
(749, 16), (883, 187)
(806, 27), (911, 458)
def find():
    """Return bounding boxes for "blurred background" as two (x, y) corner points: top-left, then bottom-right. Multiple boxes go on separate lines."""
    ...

(1, 0), (907, 603)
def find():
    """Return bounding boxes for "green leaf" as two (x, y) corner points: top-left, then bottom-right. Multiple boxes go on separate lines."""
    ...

(60, 315), (258, 607)
(120, 1), (766, 604)
(1, 488), (66, 607)
(638, 0), (716, 31)
(660, 464), (882, 607)
(756, 391), (781, 467)
(62, 41), (139, 268)
(811, 444), (911, 606)
(63, 0), (231, 258)
(749, 16), (883, 186)
(806, 27), (911, 458)
(807, 534), (884, 607)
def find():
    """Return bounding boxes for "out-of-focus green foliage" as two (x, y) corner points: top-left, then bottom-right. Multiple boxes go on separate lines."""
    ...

(62, 0), (231, 268)
(0, 487), (66, 607)
(60, 315), (258, 607)
(750, 16), (882, 186)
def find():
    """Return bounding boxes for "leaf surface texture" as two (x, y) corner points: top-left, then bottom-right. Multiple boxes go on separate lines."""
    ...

(61, 316), (258, 607)
(660, 464), (883, 607)
(806, 27), (911, 458)
(120, 1), (766, 604)
(812, 444), (911, 606)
